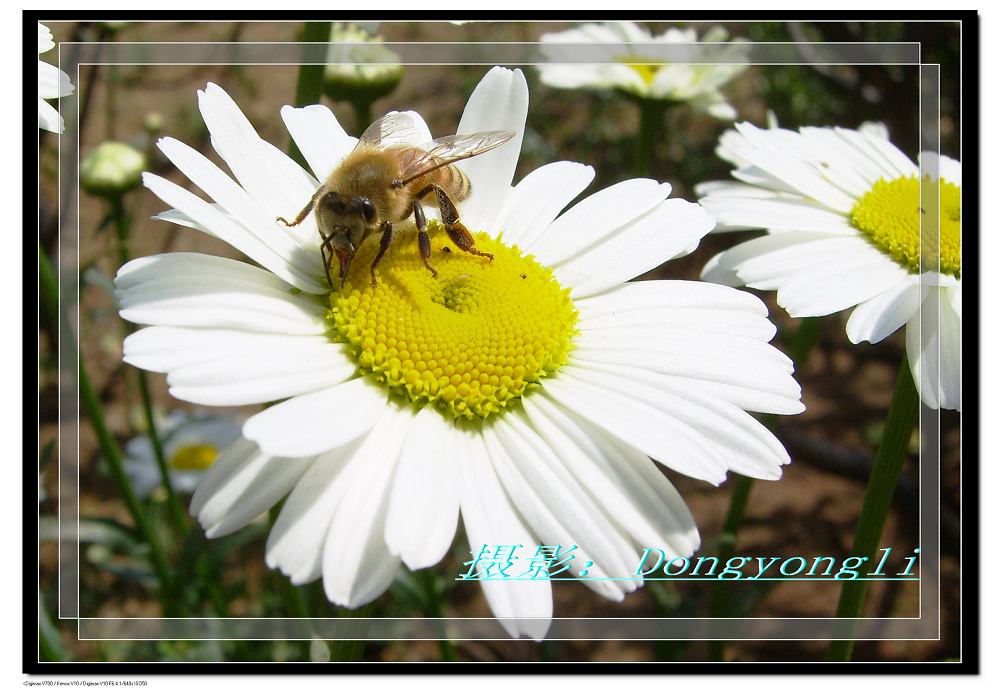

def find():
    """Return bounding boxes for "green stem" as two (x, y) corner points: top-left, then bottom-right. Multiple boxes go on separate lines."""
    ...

(351, 99), (374, 133)
(79, 355), (177, 611)
(706, 474), (754, 660)
(415, 570), (457, 662)
(40, 243), (177, 615)
(288, 22), (330, 168)
(111, 198), (187, 536)
(635, 98), (666, 177)
(328, 604), (374, 661)
(827, 357), (920, 661)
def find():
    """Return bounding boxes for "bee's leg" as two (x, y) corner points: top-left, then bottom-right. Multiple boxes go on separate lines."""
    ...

(368, 221), (395, 287)
(412, 200), (438, 278)
(320, 230), (337, 287)
(418, 184), (493, 262)
(276, 188), (323, 227)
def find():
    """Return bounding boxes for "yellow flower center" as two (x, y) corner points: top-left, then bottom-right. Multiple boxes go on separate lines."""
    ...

(329, 221), (578, 419)
(615, 55), (664, 85)
(168, 444), (219, 471)
(850, 176), (961, 278)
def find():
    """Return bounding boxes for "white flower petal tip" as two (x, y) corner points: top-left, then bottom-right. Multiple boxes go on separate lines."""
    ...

(321, 409), (412, 608)
(280, 103), (357, 182)
(242, 379), (386, 458)
(456, 67), (529, 230)
(459, 434), (553, 640)
(554, 194), (716, 298)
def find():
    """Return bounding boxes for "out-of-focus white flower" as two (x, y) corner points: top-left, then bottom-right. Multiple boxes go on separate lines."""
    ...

(124, 412), (242, 498)
(538, 23), (748, 119)
(324, 23), (402, 103)
(38, 23), (74, 133)
(699, 123), (961, 411)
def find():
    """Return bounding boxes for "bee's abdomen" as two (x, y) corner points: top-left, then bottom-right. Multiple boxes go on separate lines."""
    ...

(438, 164), (471, 201)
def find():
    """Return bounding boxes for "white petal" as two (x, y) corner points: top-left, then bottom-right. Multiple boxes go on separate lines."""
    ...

(571, 328), (799, 406)
(197, 83), (320, 226)
(863, 131), (918, 179)
(577, 284), (776, 342)
(157, 136), (324, 282)
(460, 431), (552, 640)
(700, 231), (838, 290)
(281, 103), (358, 182)
(575, 278), (768, 316)
(846, 277), (924, 344)
(323, 408), (412, 607)
(384, 407), (461, 570)
(700, 195), (855, 235)
(906, 286), (961, 411)
(125, 326), (355, 406)
(938, 155), (961, 186)
(522, 395), (699, 559)
(123, 327), (330, 372)
(142, 173), (326, 293)
(491, 161), (594, 248)
(455, 67), (529, 231)
(728, 123), (859, 211)
(164, 344), (356, 407)
(191, 438), (314, 539)
(555, 363), (791, 480)
(543, 369), (728, 484)
(557, 198), (716, 297)
(948, 284), (962, 319)
(265, 441), (359, 583)
(115, 253), (328, 335)
(531, 179), (672, 266)
(38, 99), (63, 133)
(38, 60), (73, 99)
(485, 413), (639, 600)
(776, 246), (909, 317)
(38, 23), (54, 53)
(242, 379), (386, 457)
(797, 127), (888, 192)
(363, 110), (433, 146)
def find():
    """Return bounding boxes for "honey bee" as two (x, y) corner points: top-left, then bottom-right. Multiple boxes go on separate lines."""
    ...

(277, 112), (515, 287)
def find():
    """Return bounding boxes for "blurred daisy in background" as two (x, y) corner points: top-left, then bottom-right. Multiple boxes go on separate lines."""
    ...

(699, 123), (961, 411)
(115, 68), (802, 638)
(37, 23), (74, 133)
(323, 22), (402, 128)
(537, 22), (748, 119)
(124, 412), (242, 498)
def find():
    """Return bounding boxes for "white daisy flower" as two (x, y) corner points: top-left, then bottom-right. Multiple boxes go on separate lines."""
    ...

(123, 412), (242, 498)
(38, 23), (74, 134)
(114, 68), (802, 638)
(538, 23), (748, 119)
(699, 123), (961, 411)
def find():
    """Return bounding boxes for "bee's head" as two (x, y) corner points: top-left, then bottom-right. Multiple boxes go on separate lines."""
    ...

(317, 192), (378, 281)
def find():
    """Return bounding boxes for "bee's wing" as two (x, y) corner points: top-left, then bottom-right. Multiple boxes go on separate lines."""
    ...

(396, 130), (516, 185)
(358, 111), (429, 148)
